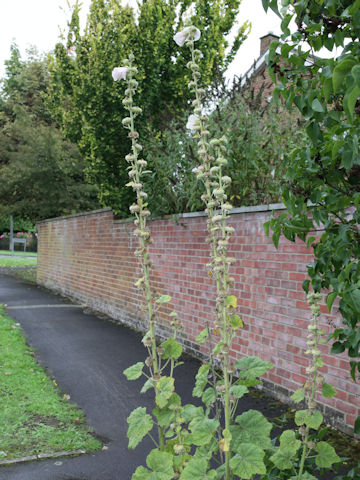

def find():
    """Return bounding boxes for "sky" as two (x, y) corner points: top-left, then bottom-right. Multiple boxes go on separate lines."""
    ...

(0, 0), (281, 81)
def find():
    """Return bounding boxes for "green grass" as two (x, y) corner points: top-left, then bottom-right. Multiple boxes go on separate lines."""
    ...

(12, 268), (38, 284)
(0, 306), (101, 460)
(0, 256), (37, 268)
(0, 250), (37, 257)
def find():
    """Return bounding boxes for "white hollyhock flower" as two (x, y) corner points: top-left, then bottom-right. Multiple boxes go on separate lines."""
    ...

(173, 26), (201, 47)
(112, 67), (128, 81)
(186, 113), (199, 131)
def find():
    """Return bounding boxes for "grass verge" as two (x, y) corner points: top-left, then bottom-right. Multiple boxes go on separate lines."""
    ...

(0, 305), (101, 460)
(11, 268), (37, 284)
(0, 250), (37, 257)
(0, 256), (37, 268)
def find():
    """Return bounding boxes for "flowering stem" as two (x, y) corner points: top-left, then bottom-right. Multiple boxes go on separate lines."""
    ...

(186, 32), (236, 480)
(119, 55), (167, 450)
(298, 292), (323, 480)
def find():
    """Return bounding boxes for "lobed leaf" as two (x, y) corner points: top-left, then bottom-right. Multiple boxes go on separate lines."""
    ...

(155, 377), (175, 408)
(235, 356), (273, 380)
(127, 407), (153, 449)
(229, 443), (266, 479)
(232, 410), (272, 450)
(315, 441), (340, 468)
(161, 337), (182, 360)
(295, 410), (323, 429)
(124, 362), (144, 380)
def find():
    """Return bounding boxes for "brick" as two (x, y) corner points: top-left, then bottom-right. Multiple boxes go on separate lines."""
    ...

(36, 207), (353, 432)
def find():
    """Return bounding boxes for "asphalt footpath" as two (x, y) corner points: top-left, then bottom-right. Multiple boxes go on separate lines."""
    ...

(0, 274), (202, 480)
(0, 274), (288, 480)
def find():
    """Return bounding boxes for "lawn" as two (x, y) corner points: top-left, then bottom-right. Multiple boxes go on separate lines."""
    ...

(0, 250), (37, 257)
(0, 256), (37, 268)
(0, 306), (101, 461)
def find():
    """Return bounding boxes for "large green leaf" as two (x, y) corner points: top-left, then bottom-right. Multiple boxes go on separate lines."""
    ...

(155, 376), (175, 408)
(321, 382), (337, 398)
(202, 387), (216, 407)
(153, 393), (181, 427)
(124, 362), (144, 380)
(346, 288), (360, 313)
(193, 364), (210, 397)
(291, 388), (305, 403)
(344, 84), (360, 121)
(333, 57), (357, 92)
(295, 410), (323, 429)
(133, 449), (175, 480)
(161, 337), (182, 360)
(196, 328), (209, 344)
(235, 356), (273, 380)
(179, 457), (217, 480)
(189, 415), (219, 446)
(231, 410), (272, 450)
(230, 443), (266, 479)
(127, 407), (153, 449)
(270, 430), (301, 470)
(230, 385), (248, 399)
(315, 441), (340, 468)
(156, 295), (171, 304)
(326, 292), (338, 313)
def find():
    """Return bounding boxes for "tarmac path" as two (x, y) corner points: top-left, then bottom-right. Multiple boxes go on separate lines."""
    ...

(0, 274), (200, 480)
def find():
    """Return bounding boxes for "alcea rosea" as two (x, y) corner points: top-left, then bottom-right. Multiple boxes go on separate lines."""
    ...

(176, 26), (274, 480)
(113, 56), (185, 463)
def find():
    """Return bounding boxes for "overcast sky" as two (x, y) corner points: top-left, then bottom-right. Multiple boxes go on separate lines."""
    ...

(0, 0), (281, 80)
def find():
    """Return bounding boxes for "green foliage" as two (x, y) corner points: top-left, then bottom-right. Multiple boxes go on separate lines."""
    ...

(133, 449), (174, 479)
(160, 338), (182, 360)
(48, 0), (250, 217)
(229, 443), (266, 479)
(315, 441), (340, 468)
(127, 407), (154, 449)
(0, 48), (99, 222)
(123, 362), (145, 380)
(235, 356), (274, 381)
(264, 0), (360, 381)
(270, 430), (301, 470)
(143, 81), (303, 216)
(295, 410), (323, 430)
(231, 410), (272, 450)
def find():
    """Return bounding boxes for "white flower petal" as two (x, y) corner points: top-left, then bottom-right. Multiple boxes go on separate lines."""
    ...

(186, 113), (199, 131)
(173, 26), (201, 47)
(112, 67), (128, 81)
(173, 31), (187, 47)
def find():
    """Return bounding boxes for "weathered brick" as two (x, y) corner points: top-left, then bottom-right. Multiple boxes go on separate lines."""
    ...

(36, 206), (359, 434)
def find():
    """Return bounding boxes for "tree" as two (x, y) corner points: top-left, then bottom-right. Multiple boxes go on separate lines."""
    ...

(0, 47), (99, 223)
(142, 78), (303, 216)
(262, 0), (360, 393)
(47, 0), (250, 216)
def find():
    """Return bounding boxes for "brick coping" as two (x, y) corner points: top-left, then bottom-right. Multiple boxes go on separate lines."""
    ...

(36, 203), (286, 226)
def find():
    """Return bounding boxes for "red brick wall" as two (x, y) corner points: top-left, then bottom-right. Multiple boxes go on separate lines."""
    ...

(36, 205), (359, 435)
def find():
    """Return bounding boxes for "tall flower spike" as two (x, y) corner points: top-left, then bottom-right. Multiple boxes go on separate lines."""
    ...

(179, 27), (243, 480)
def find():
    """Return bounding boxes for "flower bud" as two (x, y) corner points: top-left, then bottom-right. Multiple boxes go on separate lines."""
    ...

(221, 176), (232, 185)
(122, 117), (132, 126)
(212, 215), (223, 223)
(145, 356), (153, 367)
(156, 346), (165, 356)
(129, 203), (140, 213)
(137, 159), (147, 168)
(174, 444), (186, 455)
(143, 336), (152, 347)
